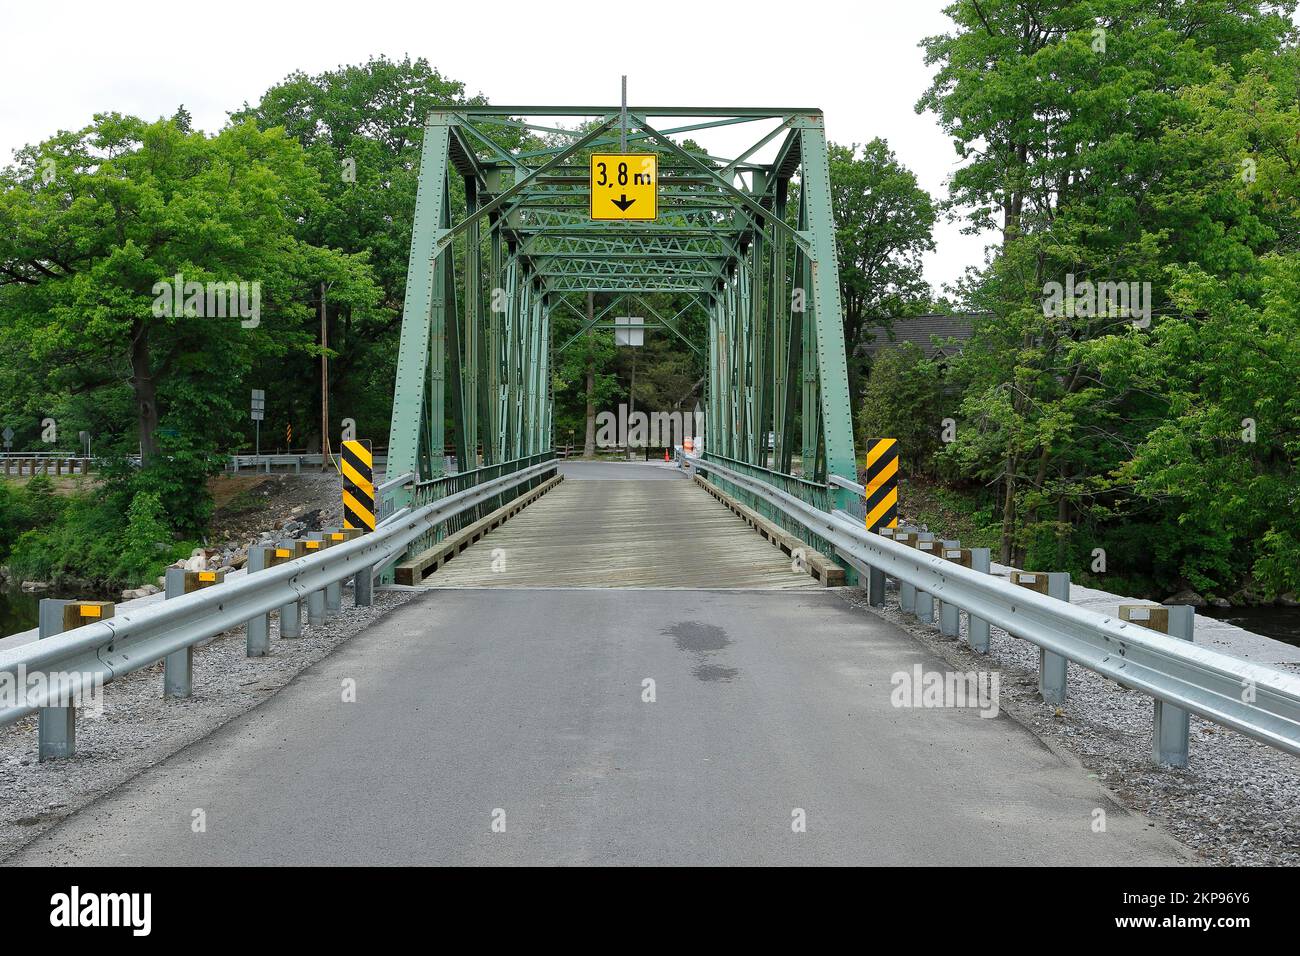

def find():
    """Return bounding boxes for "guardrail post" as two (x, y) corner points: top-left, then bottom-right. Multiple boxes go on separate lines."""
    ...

(246, 545), (291, 655)
(937, 540), (961, 637)
(914, 535), (938, 624)
(1025, 572), (1072, 704)
(245, 546), (271, 656)
(294, 538), (328, 625)
(162, 569), (194, 697)
(868, 527), (892, 606)
(325, 528), (364, 612)
(895, 529), (918, 613)
(967, 548), (992, 652)
(163, 568), (226, 696)
(1120, 604), (1195, 767)
(308, 531), (338, 618)
(279, 539), (304, 638)
(355, 561), (374, 607)
(35, 601), (72, 760)
(37, 600), (114, 760)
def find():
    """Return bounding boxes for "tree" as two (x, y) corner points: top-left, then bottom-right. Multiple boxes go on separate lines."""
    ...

(233, 57), (521, 446)
(0, 114), (380, 469)
(829, 139), (936, 406)
(918, 0), (1297, 574)
(1081, 48), (1300, 598)
(856, 343), (944, 473)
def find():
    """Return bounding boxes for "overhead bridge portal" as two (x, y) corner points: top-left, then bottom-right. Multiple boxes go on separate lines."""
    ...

(379, 105), (860, 580)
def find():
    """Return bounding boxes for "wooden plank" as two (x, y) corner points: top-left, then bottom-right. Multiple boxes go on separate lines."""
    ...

(422, 471), (822, 589)
(692, 475), (844, 586)
(394, 474), (565, 585)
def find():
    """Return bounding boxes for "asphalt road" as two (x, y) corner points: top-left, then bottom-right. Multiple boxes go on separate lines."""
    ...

(11, 589), (1188, 865)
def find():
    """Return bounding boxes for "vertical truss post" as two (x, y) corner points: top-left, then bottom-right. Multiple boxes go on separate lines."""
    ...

(797, 184), (820, 475)
(747, 179), (769, 465)
(707, 291), (722, 454)
(426, 173), (451, 478)
(539, 297), (553, 451)
(781, 187), (808, 476)
(445, 205), (466, 474)
(723, 278), (740, 459)
(486, 201), (505, 466)
(768, 176), (789, 469)
(795, 116), (857, 504)
(387, 114), (452, 501)
(736, 252), (752, 456)
(464, 176), (481, 469)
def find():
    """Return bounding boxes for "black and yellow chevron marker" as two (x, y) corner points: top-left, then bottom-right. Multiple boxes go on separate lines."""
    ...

(864, 437), (899, 532)
(341, 439), (376, 532)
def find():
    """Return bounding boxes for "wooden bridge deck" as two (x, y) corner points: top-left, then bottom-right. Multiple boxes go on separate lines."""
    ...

(419, 462), (822, 589)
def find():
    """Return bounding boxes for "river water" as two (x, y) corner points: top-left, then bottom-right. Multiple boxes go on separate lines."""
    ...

(1200, 605), (1300, 647)
(0, 584), (120, 639)
(0, 585), (41, 637)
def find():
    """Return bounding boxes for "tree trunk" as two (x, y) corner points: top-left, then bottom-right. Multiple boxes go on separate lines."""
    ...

(582, 292), (596, 457)
(1056, 476), (1070, 568)
(1003, 143), (1027, 244)
(999, 464), (1016, 565)
(130, 320), (159, 463)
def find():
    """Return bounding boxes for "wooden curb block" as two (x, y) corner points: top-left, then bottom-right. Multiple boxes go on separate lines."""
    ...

(395, 473), (565, 585)
(692, 474), (845, 586)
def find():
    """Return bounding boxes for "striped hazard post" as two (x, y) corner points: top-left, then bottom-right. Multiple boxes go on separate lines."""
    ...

(864, 438), (899, 531)
(341, 439), (376, 532)
(341, 438), (376, 608)
(863, 438), (899, 608)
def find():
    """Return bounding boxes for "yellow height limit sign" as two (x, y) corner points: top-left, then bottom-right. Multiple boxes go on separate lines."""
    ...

(590, 153), (657, 220)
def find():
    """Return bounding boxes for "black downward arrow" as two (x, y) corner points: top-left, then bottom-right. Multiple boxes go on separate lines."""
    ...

(611, 194), (636, 212)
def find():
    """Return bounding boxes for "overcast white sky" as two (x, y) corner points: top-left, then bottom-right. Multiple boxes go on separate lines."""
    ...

(1, 0), (995, 292)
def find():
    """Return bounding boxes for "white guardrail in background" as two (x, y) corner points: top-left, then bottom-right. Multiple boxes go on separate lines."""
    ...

(0, 460), (556, 753)
(698, 459), (1300, 762)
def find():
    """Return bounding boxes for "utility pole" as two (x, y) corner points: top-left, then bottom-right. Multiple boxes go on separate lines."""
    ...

(320, 281), (330, 473)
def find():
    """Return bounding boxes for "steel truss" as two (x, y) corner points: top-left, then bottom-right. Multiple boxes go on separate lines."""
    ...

(385, 105), (858, 546)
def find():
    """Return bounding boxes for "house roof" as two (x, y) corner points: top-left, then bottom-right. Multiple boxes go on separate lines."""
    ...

(859, 312), (986, 359)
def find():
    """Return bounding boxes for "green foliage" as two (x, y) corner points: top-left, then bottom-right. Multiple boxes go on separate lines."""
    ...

(232, 55), (505, 447)
(112, 491), (172, 584)
(19, 475), (60, 525)
(4, 481), (194, 589)
(897, 476), (1003, 552)
(0, 478), (59, 559)
(827, 140), (936, 405)
(856, 344), (944, 473)
(913, 0), (1300, 600)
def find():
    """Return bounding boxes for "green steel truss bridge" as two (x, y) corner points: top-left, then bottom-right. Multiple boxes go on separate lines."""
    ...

(8, 110), (1298, 871)
(382, 105), (858, 554)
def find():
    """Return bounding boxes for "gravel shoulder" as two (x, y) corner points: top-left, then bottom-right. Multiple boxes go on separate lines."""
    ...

(837, 585), (1300, 866)
(0, 587), (414, 861)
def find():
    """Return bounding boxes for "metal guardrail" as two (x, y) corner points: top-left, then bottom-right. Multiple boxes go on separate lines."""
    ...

(0, 459), (557, 741)
(696, 458), (1300, 760)
(828, 474), (866, 496)
(0, 455), (95, 476)
(702, 452), (835, 510)
(229, 453), (391, 474)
